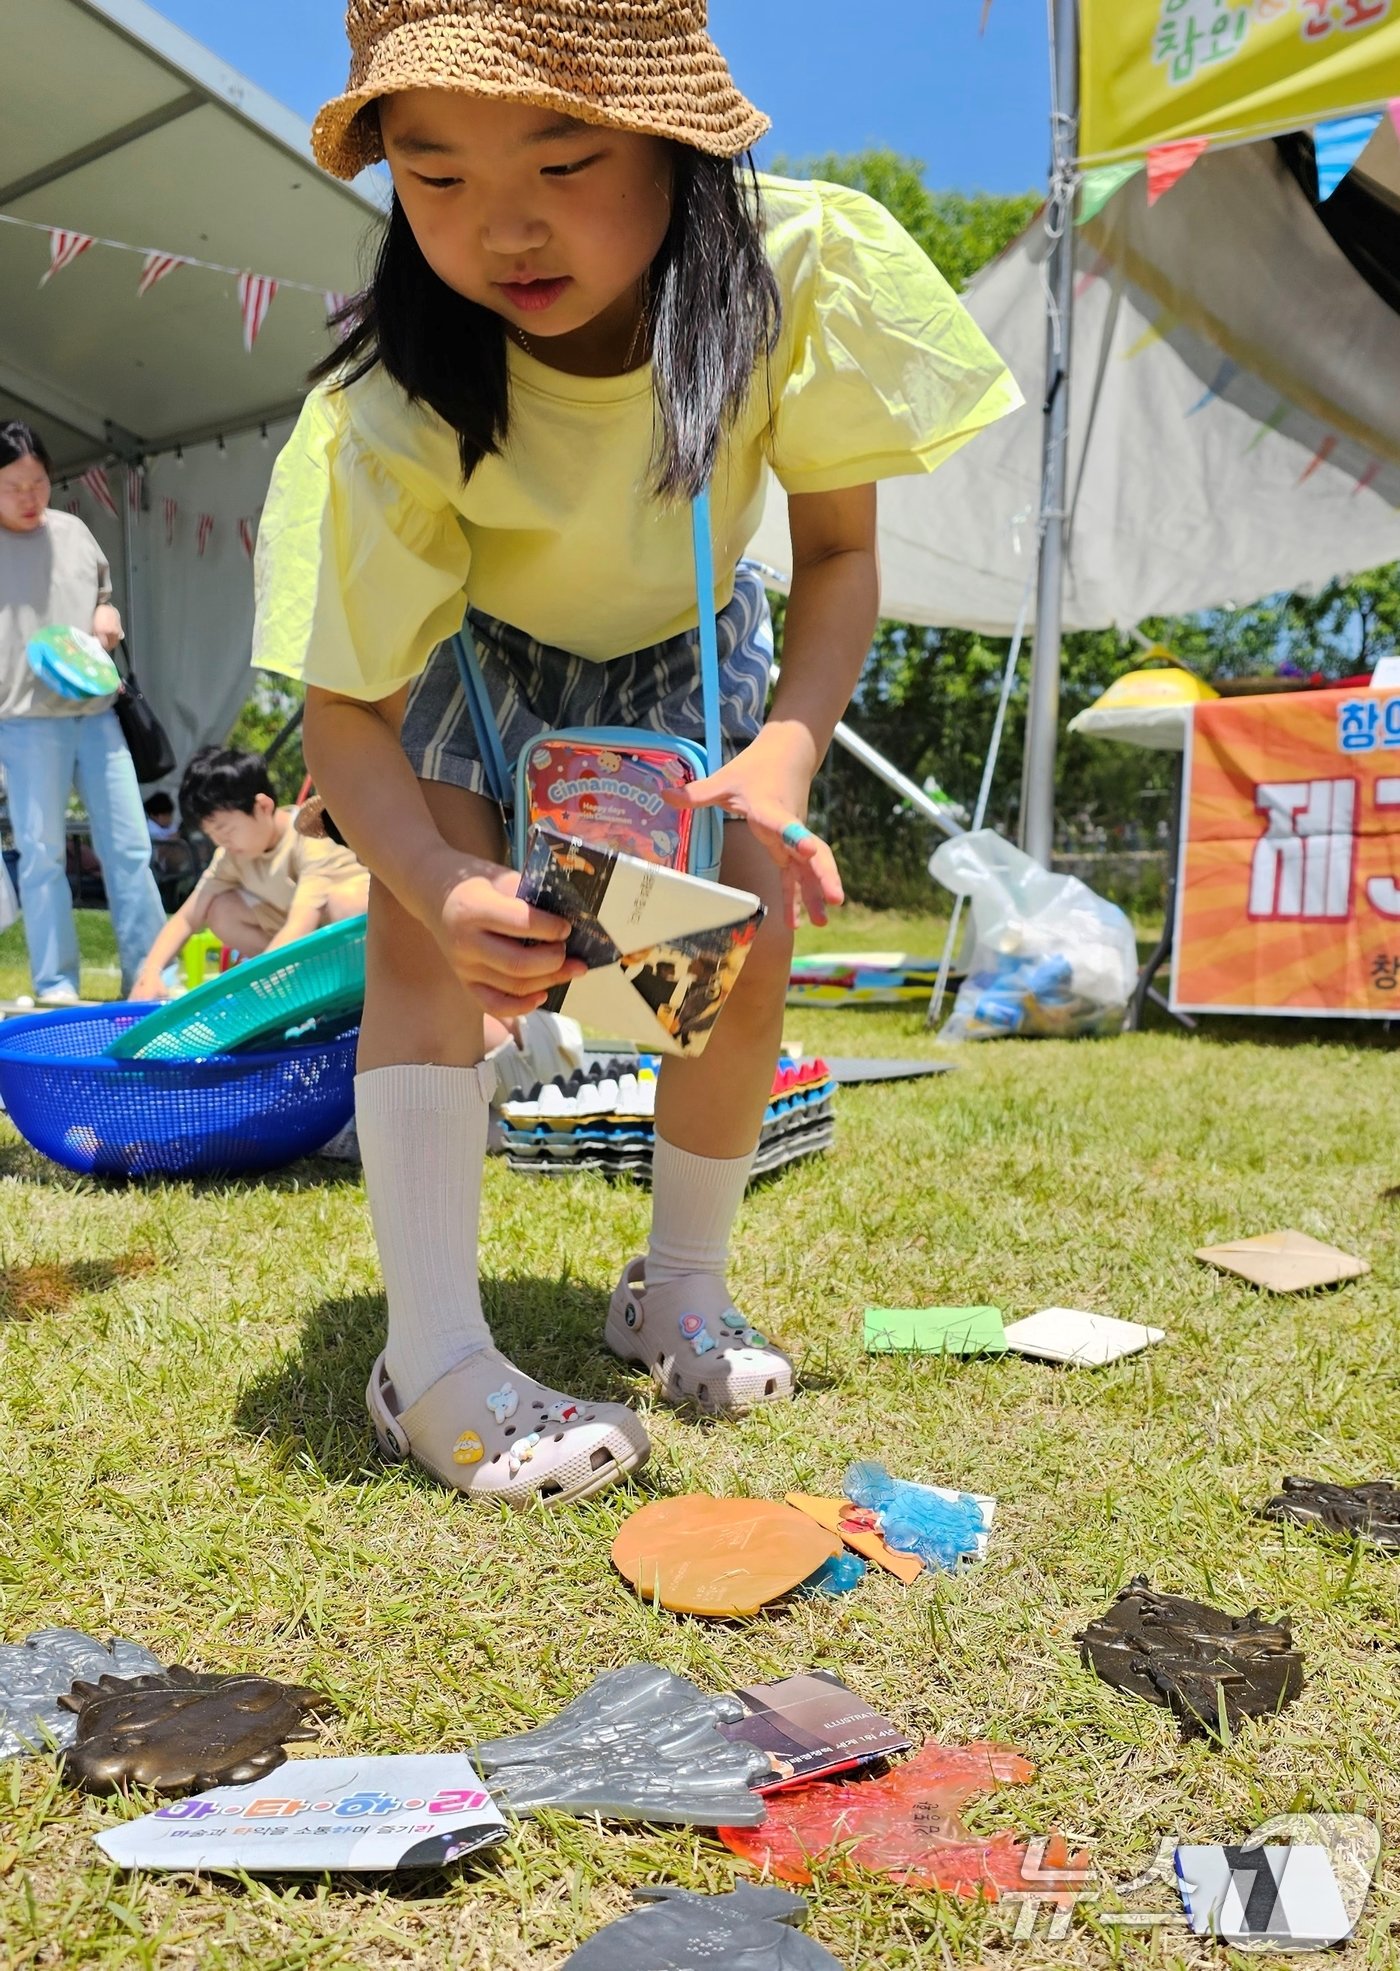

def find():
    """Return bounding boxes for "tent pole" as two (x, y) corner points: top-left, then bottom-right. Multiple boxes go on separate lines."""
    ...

(1019, 0), (1080, 865)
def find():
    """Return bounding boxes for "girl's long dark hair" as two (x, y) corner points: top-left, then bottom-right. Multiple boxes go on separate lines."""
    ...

(315, 148), (780, 502)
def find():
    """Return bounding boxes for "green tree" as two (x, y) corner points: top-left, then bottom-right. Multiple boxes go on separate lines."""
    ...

(227, 672), (306, 805)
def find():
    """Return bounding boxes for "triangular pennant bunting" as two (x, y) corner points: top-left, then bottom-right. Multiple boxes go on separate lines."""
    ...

(1314, 112), (1382, 200)
(162, 497), (178, 547)
(1075, 253), (1111, 300)
(1297, 434), (1338, 485)
(79, 466), (118, 518)
(1352, 460), (1383, 499)
(237, 272), (278, 351)
(196, 513), (215, 557)
(40, 230), (94, 287)
(1186, 358), (1239, 417)
(125, 466), (143, 522)
(1123, 311), (1178, 360)
(1244, 401), (1289, 454)
(1077, 161), (1143, 225)
(1146, 137), (1208, 205)
(137, 252), (184, 298)
(238, 516), (258, 560)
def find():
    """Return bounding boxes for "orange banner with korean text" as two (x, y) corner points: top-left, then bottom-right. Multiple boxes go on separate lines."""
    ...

(1173, 690), (1400, 1015)
(1079, 0), (1400, 163)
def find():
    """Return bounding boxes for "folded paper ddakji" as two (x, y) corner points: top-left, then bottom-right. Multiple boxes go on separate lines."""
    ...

(519, 825), (764, 1057)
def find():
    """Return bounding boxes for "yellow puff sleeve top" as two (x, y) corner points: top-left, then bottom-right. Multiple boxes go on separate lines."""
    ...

(253, 175), (1021, 700)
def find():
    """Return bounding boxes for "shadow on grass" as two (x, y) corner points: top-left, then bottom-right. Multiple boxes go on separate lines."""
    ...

(0, 1247), (159, 1322)
(0, 1138), (364, 1194)
(234, 1276), (643, 1483)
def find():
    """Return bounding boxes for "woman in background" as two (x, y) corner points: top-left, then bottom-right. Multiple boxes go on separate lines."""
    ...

(0, 421), (166, 1001)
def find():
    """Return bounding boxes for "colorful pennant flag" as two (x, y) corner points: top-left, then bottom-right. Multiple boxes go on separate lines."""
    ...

(125, 466), (143, 522)
(1313, 112), (1383, 200)
(1244, 401), (1289, 454)
(40, 230), (94, 287)
(162, 496), (178, 547)
(1186, 358), (1239, 417)
(1146, 137), (1209, 205)
(1352, 460), (1383, 499)
(237, 272), (278, 351)
(1075, 253), (1111, 300)
(63, 498), (81, 516)
(1077, 160), (1143, 225)
(196, 513), (215, 557)
(79, 466), (118, 518)
(137, 251), (184, 298)
(1298, 435), (1338, 485)
(1123, 311), (1178, 360)
(238, 516), (258, 560)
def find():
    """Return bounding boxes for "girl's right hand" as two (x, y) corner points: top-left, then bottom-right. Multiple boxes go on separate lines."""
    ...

(429, 857), (584, 1021)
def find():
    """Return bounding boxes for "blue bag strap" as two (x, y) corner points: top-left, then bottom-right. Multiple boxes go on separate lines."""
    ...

(449, 488), (720, 810)
(450, 628), (512, 808)
(690, 488), (724, 779)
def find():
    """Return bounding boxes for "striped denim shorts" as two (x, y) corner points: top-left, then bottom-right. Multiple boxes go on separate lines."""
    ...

(401, 561), (773, 811)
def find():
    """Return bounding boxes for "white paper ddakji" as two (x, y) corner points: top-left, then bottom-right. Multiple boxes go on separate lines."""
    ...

(95, 1756), (506, 1874)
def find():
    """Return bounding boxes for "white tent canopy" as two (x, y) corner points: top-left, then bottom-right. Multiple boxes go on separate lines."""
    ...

(751, 121), (1400, 636)
(3, 0), (377, 762)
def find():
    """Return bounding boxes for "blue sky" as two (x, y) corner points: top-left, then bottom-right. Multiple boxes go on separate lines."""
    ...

(151, 0), (1050, 195)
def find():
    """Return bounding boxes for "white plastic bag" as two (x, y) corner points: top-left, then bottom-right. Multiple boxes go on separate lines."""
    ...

(929, 830), (1137, 1041)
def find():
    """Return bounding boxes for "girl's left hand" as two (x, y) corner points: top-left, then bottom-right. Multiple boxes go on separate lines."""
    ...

(664, 727), (844, 929)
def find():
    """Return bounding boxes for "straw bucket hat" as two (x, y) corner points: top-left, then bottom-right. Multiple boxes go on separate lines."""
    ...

(312, 0), (771, 181)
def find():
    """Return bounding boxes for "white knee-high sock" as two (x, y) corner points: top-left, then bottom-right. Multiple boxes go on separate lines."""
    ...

(356, 1062), (495, 1409)
(645, 1135), (756, 1285)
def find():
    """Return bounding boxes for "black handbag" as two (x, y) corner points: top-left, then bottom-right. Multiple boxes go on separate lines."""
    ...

(112, 642), (176, 784)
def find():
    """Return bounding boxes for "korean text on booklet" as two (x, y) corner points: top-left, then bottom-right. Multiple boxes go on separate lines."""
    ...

(95, 1755), (507, 1874)
(518, 825), (765, 1057)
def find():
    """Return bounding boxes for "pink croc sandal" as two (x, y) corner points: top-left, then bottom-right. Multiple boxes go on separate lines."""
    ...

(367, 1350), (649, 1507)
(604, 1259), (795, 1416)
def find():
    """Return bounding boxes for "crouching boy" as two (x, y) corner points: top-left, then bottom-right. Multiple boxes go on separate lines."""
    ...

(130, 746), (368, 999)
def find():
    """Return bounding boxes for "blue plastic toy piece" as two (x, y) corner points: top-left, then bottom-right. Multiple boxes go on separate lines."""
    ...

(795, 1552), (869, 1599)
(844, 1461), (987, 1571)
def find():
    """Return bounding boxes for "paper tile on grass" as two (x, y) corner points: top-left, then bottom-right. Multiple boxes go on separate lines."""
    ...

(96, 1756), (506, 1874)
(1002, 1308), (1165, 1366)
(1194, 1230), (1368, 1292)
(864, 1306), (1007, 1355)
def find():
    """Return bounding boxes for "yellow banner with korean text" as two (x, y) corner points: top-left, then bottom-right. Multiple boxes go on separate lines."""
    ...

(1173, 691), (1400, 1015)
(1079, 0), (1400, 162)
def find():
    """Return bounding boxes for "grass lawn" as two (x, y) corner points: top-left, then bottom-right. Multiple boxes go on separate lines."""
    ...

(1, 910), (1397, 1970)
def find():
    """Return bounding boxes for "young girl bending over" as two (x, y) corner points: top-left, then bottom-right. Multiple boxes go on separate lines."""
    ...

(254, 0), (1019, 1507)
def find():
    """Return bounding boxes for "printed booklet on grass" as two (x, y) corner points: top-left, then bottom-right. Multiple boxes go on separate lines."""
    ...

(517, 824), (765, 1057)
(720, 1671), (910, 1791)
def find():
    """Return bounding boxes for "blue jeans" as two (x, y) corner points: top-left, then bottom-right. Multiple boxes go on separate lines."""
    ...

(0, 711), (167, 997)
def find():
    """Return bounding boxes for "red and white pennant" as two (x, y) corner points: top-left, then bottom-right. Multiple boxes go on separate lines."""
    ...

(238, 516), (258, 561)
(79, 466), (118, 518)
(126, 465), (143, 523)
(40, 230), (94, 287)
(163, 497), (178, 548)
(137, 252), (184, 298)
(237, 272), (278, 352)
(196, 513), (215, 557)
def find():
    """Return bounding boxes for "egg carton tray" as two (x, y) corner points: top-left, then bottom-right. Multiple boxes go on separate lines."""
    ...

(505, 1112), (835, 1183)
